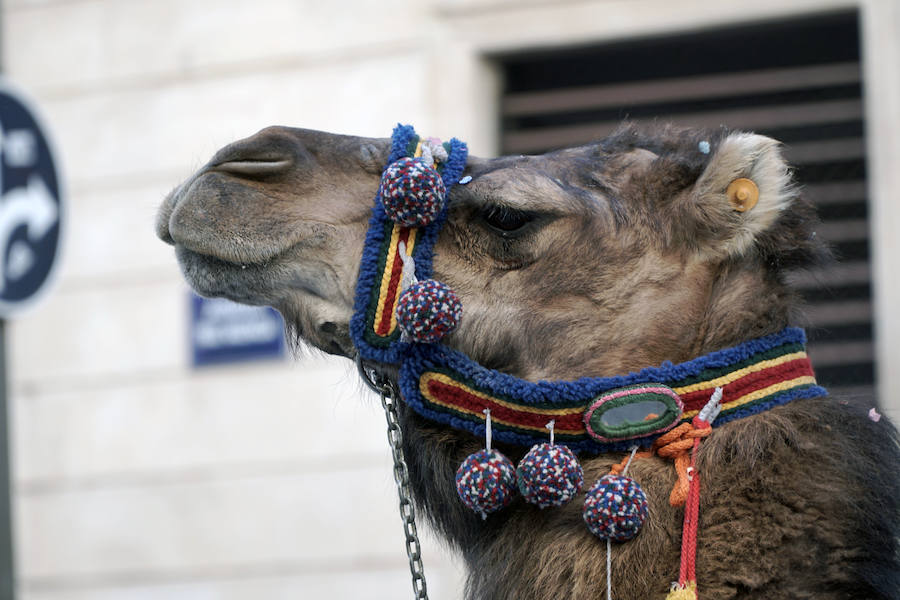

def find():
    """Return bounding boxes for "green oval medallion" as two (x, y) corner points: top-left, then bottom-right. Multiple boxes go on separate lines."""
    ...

(583, 384), (684, 442)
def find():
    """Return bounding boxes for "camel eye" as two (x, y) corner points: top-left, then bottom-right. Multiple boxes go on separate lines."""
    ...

(481, 205), (535, 235)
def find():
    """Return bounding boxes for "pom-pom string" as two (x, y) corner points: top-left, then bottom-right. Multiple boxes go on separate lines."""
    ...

(622, 445), (639, 476)
(545, 419), (555, 446)
(484, 409), (492, 451)
(398, 240), (418, 292)
(606, 539), (612, 600)
(606, 445), (640, 600)
(397, 240), (418, 343)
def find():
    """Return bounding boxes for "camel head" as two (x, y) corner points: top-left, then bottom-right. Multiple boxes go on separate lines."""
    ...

(157, 124), (900, 600)
(156, 124), (821, 381)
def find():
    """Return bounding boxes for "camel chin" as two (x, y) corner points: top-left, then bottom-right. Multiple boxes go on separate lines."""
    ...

(172, 243), (355, 357)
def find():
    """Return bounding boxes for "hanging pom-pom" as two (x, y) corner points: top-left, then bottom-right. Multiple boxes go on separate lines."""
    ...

(517, 420), (584, 508)
(456, 449), (517, 519)
(517, 443), (583, 508)
(396, 279), (462, 343)
(583, 474), (648, 541)
(379, 157), (447, 227)
(456, 409), (517, 519)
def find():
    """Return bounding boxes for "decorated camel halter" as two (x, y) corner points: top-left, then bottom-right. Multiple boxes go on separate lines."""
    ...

(351, 125), (828, 599)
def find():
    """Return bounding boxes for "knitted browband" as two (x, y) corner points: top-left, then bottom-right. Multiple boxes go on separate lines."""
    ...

(350, 125), (827, 454)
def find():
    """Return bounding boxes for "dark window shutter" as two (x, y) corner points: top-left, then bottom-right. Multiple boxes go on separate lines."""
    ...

(497, 11), (874, 404)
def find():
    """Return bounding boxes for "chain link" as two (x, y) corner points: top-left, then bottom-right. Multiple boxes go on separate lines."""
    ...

(380, 382), (429, 600)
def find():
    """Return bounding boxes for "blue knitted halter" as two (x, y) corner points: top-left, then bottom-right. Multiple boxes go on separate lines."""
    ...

(350, 124), (827, 454)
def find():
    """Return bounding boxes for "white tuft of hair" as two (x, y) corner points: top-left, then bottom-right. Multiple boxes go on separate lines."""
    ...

(694, 132), (795, 257)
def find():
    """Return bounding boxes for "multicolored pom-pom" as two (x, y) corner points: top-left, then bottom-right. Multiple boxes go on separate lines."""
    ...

(517, 443), (584, 508)
(396, 279), (462, 343)
(379, 157), (447, 227)
(583, 474), (648, 541)
(456, 449), (517, 519)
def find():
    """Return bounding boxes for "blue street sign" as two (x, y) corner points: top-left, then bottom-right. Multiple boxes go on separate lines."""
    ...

(190, 294), (286, 366)
(0, 79), (63, 317)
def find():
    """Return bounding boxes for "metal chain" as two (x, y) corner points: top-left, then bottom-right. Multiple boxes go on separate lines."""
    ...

(380, 381), (429, 600)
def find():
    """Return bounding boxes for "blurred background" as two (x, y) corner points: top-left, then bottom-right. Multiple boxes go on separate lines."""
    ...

(0, 0), (898, 598)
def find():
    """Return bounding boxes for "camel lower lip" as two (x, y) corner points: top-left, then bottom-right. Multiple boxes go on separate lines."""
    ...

(174, 245), (276, 304)
(176, 245), (267, 270)
(174, 245), (334, 307)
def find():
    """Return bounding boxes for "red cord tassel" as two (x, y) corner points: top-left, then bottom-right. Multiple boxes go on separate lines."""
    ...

(666, 415), (708, 600)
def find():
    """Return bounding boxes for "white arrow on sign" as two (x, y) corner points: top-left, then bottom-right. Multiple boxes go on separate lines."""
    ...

(0, 174), (58, 293)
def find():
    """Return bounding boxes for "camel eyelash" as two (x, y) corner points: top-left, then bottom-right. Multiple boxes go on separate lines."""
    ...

(480, 204), (539, 237)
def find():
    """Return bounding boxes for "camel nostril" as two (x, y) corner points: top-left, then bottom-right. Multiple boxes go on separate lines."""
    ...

(211, 158), (293, 177)
(206, 126), (306, 178)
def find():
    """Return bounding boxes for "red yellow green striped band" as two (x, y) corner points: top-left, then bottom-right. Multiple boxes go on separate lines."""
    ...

(398, 327), (827, 453)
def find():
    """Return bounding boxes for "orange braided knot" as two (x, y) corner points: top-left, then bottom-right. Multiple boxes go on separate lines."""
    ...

(610, 419), (712, 507)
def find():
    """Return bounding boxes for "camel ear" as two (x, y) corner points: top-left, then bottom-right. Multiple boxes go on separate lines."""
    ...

(690, 132), (794, 257)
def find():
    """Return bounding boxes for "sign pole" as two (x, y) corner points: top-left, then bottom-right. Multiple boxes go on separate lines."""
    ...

(0, 7), (64, 598)
(0, 320), (11, 600)
(0, 0), (18, 596)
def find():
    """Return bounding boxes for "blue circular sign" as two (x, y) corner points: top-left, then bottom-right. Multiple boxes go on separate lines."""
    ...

(0, 79), (63, 316)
